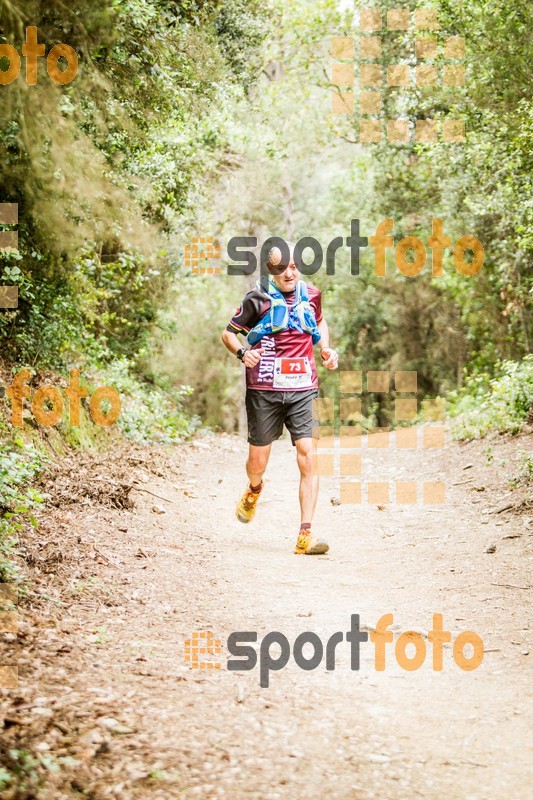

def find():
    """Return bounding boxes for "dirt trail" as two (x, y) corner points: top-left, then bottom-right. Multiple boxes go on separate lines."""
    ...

(1, 428), (532, 799)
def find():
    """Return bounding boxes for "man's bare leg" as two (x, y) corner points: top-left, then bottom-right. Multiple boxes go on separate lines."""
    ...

(295, 437), (319, 525)
(236, 443), (271, 524)
(246, 443), (272, 487)
(294, 437), (328, 554)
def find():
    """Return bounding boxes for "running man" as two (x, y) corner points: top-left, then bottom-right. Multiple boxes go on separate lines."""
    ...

(221, 244), (339, 555)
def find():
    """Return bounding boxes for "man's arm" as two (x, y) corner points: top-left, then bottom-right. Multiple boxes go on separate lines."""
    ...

(221, 329), (263, 368)
(221, 328), (244, 357)
(317, 317), (338, 370)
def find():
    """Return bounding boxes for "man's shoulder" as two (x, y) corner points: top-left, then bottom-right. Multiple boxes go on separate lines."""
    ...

(230, 287), (270, 323)
(242, 286), (271, 311)
(243, 286), (269, 302)
(303, 282), (321, 300)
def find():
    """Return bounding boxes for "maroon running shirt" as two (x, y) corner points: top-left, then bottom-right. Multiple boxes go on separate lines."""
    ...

(226, 283), (323, 391)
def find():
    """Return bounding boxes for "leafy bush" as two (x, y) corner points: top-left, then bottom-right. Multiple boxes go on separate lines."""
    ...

(449, 356), (533, 440)
(510, 450), (533, 486)
(96, 359), (200, 444)
(0, 441), (48, 582)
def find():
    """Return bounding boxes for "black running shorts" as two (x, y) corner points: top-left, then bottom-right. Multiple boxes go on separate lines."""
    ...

(245, 389), (319, 446)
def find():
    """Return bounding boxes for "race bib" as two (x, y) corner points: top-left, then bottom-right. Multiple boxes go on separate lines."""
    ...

(273, 357), (313, 389)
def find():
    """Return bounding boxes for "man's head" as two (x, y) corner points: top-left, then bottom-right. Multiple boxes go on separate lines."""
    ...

(266, 241), (300, 293)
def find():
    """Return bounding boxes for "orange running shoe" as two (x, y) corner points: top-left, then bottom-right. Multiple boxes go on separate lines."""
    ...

(294, 529), (329, 555)
(235, 481), (263, 523)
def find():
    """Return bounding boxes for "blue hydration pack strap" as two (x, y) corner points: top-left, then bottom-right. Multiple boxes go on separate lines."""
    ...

(247, 280), (321, 346)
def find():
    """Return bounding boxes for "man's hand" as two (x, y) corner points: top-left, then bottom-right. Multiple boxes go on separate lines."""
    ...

(243, 347), (263, 368)
(320, 347), (339, 370)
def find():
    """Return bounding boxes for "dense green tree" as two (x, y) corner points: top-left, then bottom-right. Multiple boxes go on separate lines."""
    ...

(0, 0), (530, 432)
(0, 0), (272, 367)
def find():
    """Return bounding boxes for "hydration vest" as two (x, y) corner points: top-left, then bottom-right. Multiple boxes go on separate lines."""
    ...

(247, 279), (321, 347)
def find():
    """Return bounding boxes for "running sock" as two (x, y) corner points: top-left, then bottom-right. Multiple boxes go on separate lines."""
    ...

(300, 522), (311, 531)
(250, 481), (263, 493)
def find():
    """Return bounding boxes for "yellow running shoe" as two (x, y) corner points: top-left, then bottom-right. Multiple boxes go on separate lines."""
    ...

(235, 482), (263, 523)
(294, 529), (329, 555)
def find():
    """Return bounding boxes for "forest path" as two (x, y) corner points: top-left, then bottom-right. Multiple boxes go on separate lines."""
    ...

(2, 428), (532, 799)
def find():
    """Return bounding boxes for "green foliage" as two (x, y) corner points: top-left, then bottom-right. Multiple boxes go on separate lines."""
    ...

(97, 358), (199, 444)
(511, 450), (533, 486)
(358, 0), (533, 378)
(215, 0), (273, 90)
(450, 356), (533, 440)
(0, 0), (529, 439)
(0, 746), (79, 793)
(0, 440), (48, 582)
(0, 0), (273, 376)
(154, 0), (531, 432)
(0, 750), (40, 793)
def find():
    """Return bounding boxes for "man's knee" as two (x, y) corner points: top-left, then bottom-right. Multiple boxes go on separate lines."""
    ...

(247, 446), (270, 474)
